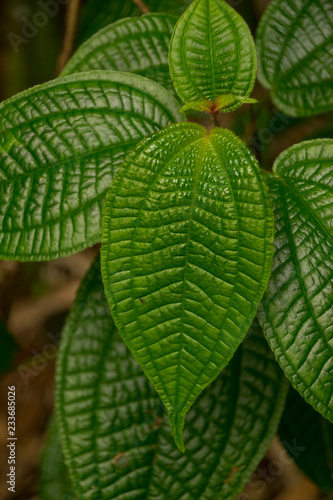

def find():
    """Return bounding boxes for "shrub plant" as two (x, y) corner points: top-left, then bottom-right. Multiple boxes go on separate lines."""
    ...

(1, 0), (332, 498)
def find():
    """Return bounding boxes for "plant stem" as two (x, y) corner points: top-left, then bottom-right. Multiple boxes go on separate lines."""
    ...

(212, 112), (220, 128)
(132, 0), (150, 13)
(57, 0), (81, 74)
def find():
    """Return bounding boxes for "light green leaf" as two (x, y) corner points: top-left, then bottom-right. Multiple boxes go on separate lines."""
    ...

(0, 320), (17, 375)
(63, 14), (177, 95)
(40, 418), (76, 500)
(101, 122), (274, 450)
(56, 259), (288, 500)
(256, 0), (333, 117)
(258, 139), (333, 422)
(279, 387), (333, 496)
(77, 0), (193, 44)
(0, 71), (181, 262)
(179, 94), (258, 114)
(169, 0), (257, 110)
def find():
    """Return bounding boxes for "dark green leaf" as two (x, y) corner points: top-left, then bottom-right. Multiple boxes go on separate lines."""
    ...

(0, 71), (181, 262)
(40, 418), (76, 500)
(259, 139), (333, 422)
(56, 259), (288, 500)
(0, 319), (17, 375)
(169, 0), (257, 110)
(63, 14), (177, 95)
(256, 0), (333, 117)
(279, 387), (333, 496)
(77, 0), (192, 44)
(101, 122), (274, 449)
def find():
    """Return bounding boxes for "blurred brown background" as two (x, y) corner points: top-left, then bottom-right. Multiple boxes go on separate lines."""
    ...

(0, 0), (331, 499)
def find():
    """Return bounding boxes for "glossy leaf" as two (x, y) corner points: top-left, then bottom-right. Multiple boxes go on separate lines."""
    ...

(259, 139), (333, 422)
(0, 320), (17, 375)
(101, 122), (274, 449)
(40, 418), (76, 500)
(77, 0), (192, 44)
(169, 0), (257, 110)
(63, 14), (177, 95)
(279, 387), (333, 496)
(256, 0), (333, 117)
(0, 71), (181, 262)
(56, 259), (288, 500)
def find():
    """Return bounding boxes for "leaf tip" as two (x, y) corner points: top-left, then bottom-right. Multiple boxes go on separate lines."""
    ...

(168, 409), (186, 453)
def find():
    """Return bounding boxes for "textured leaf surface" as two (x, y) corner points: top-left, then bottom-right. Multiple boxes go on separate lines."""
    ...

(63, 14), (177, 95)
(279, 387), (333, 496)
(0, 320), (17, 375)
(101, 122), (274, 449)
(40, 418), (76, 500)
(169, 0), (257, 109)
(56, 259), (288, 500)
(77, 0), (192, 44)
(259, 139), (333, 422)
(0, 71), (181, 261)
(256, 0), (333, 117)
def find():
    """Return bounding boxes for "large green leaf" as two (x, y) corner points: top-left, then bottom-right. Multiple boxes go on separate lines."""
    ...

(63, 14), (177, 95)
(279, 387), (333, 496)
(256, 0), (333, 117)
(56, 259), (288, 500)
(0, 71), (181, 262)
(169, 0), (257, 110)
(0, 319), (17, 375)
(77, 0), (192, 44)
(258, 139), (333, 422)
(40, 418), (76, 500)
(101, 122), (274, 450)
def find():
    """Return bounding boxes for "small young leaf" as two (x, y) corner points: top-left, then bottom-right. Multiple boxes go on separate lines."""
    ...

(63, 14), (177, 95)
(169, 0), (257, 110)
(40, 418), (76, 500)
(256, 0), (333, 117)
(279, 388), (333, 496)
(101, 122), (274, 449)
(0, 71), (181, 262)
(179, 94), (258, 114)
(56, 259), (288, 500)
(259, 139), (333, 422)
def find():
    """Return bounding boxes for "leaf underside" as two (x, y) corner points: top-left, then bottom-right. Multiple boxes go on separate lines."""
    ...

(256, 0), (333, 117)
(279, 387), (333, 496)
(169, 0), (257, 110)
(40, 418), (75, 500)
(0, 71), (181, 261)
(259, 139), (333, 422)
(63, 14), (177, 96)
(101, 122), (274, 449)
(56, 258), (288, 500)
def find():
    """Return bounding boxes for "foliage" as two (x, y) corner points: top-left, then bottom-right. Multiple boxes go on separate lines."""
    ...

(1, 0), (333, 498)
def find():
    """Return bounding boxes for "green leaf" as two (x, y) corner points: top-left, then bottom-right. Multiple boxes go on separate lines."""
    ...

(169, 0), (257, 110)
(179, 94), (258, 114)
(256, 0), (333, 117)
(258, 139), (333, 423)
(77, 0), (193, 44)
(0, 71), (181, 262)
(63, 14), (177, 96)
(279, 387), (333, 496)
(40, 418), (76, 500)
(101, 122), (274, 450)
(0, 319), (17, 375)
(56, 259), (288, 500)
